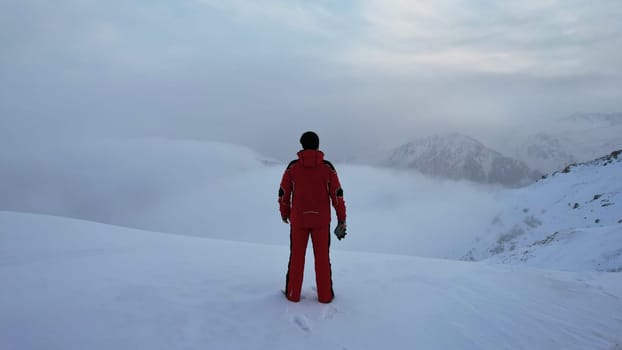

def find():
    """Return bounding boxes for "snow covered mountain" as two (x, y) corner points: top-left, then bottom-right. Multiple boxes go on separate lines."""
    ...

(386, 133), (542, 187)
(504, 113), (622, 174)
(2, 211), (622, 349)
(463, 150), (622, 271)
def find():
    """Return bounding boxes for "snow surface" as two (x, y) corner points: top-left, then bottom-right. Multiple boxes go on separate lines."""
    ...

(1, 211), (621, 350)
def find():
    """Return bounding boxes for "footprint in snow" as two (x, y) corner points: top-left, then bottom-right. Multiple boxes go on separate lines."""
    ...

(293, 314), (312, 332)
(321, 305), (338, 320)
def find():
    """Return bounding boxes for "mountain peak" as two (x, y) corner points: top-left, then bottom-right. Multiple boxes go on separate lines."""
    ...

(405, 133), (485, 147)
(387, 133), (541, 187)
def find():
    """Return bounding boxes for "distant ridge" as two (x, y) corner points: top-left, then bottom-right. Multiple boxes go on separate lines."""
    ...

(386, 133), (541, 187)
(504, 112), (622, 174)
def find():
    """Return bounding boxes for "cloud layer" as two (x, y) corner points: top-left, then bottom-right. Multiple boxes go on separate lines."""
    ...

(0, 139), (497, 258)
(1, 0), (621, 160)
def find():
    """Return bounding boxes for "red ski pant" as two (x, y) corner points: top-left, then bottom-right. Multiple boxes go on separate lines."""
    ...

(285, 225), (334, 303)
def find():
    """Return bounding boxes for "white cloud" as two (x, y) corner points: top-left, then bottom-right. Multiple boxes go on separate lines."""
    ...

(1, 0), (621, 158)
(342, 0), (622, 76)
(341, 46), (538, 75)
(197, 0), (339, 37)
(0, 139), (497, 258)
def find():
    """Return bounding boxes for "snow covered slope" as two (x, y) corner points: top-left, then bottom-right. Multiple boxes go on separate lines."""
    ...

(1, 211), (621, 349)
(386, 133), (541, 187)
(463, 150), (622, 271)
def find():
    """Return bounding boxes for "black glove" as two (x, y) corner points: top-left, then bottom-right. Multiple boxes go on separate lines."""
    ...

(334, 221), (347, 240)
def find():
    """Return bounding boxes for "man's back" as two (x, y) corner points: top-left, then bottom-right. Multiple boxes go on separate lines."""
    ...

(280, 149), (345, 228)
(278, 131), (347, 303)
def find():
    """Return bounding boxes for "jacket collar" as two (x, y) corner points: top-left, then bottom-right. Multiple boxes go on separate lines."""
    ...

(297, 149), (324, 168)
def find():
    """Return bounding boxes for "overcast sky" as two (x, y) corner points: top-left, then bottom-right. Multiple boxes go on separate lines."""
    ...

(2, 0), (621, 160)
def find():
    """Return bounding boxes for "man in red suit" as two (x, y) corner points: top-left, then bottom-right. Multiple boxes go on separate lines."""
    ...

(278, 131), (347, 303)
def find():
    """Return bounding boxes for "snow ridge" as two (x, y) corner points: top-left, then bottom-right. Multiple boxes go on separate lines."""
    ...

(386, 133), (541, 187)
(463, 150), (622, 271)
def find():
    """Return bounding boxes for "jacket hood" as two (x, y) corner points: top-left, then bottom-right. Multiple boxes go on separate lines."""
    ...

(297, 150), (325, 168)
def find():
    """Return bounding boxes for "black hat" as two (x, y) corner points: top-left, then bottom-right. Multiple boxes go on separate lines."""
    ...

(300, 131), (319, 150)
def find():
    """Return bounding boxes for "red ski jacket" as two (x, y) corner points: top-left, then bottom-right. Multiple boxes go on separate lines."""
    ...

(279, 150), (346, 228)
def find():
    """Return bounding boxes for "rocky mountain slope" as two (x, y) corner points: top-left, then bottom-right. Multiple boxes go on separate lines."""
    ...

(462, 150), (622, 271)
(386, 133), (541, 187)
